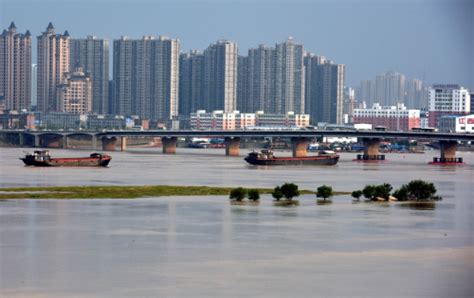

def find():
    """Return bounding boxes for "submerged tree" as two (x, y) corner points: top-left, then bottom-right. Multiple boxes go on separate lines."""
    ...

(406, 180), (437, 201)
(374, 183), (393, 201)
(272, 186), (283, 201)
(280, 183), (300, 200)
(229, 187), (247, 201)
(316, 185), (333, 201)
(247, 189), (260, 201)
(351, 190), (363, 201)
(362, 185), (376, 201)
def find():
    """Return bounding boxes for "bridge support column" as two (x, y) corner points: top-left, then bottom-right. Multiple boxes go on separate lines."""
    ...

(41, 135), (63, 148)
(162, 137), (177, 154)
(63, 136), (68, 149)
(225, 137), (240, 156)
(430, 140), (463, 164)
(101, 137), (117, 151)
(91, 136), (97, 150)
(34, 135), (40, 147)
(355, 138), (385, 161)
(291, 137), (309, 158)
(19, 133), (24, 147)
(120, 137), (127, 151)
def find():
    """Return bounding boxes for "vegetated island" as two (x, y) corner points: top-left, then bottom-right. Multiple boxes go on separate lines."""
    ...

(0, 185), (350, 200)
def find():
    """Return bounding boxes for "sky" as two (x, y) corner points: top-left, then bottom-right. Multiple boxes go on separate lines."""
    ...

(1, 0), (473, 90)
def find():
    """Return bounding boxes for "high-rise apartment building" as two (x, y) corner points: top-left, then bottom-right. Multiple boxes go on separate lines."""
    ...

(244, 45), (275, 113)
(203, 40), (237, 113)
(179, 50), (204, 117)
(0, 22), (32, 111)
(236, 55), (249, 112)
(274, 38), (305, 114)
(304, 54), (345, 124)
(70, 36), (109, 114)
(428, 84), (471, 127)
(405, 78), (425, 109)
(358, 80), (374, 105)
(56, 67), (92, 114)
(37, 22), (70, 113)
(31, 64), (37, 108)
(113, 36), (179, 121)
(374, 71), (405, 106)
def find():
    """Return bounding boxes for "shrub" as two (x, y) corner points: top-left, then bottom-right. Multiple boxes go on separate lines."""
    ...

(351, 190), (363, 201)
(392, 185), (409, 201)
(272, 186), (283, 201)
(362, 185), (376, 201)
(406, 180), (437, 201)
(373, 183), (392, 200)
(229, 187), (247, 201)
(280, 183), (300, 200)
(247, 189), (260, 201)
(316, 185), (333, 201)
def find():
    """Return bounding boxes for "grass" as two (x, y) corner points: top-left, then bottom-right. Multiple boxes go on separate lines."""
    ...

(0, 185), (350, 200)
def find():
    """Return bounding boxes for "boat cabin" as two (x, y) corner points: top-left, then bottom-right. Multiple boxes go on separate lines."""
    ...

(28, 150), (51, 161)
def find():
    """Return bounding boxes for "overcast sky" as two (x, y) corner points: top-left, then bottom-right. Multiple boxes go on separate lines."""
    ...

(1, 0), (473, 89)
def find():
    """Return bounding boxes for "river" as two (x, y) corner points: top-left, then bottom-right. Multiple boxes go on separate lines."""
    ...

(0, 147), (473, 297)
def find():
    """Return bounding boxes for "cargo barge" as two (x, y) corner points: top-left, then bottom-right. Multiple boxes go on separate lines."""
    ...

(20, 150), (111, 167)
(244, 149), (339, 166)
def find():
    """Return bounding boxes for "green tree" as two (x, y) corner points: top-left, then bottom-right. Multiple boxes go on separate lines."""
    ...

(316, 185), (333, 201)
(229, 187), (247, 201)
(280, 183), (300, 200)
(406, 180), (437, 201)
(272, 186), (283, 201)
(247, 189), (260, 201)
(392, 185), (409, 201)
(373, 183), (393, 200)
(351, 190), (363, 201)
(362, 185), (376, 201)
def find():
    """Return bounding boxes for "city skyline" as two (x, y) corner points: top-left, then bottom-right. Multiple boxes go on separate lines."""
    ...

(1, 0), (472, 90)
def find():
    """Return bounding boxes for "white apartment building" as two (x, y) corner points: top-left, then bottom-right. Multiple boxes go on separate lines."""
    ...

(428, 84), (471, 127)
(56, 68), (92, 114)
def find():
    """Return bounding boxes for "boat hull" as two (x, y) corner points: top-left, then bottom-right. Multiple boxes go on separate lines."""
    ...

(20, 156), (111, 167)
(244, 155), (339, 166)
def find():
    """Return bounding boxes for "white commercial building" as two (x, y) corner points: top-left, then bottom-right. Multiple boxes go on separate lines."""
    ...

(438, 114), (474, 133)
(428, 84), (471, 127)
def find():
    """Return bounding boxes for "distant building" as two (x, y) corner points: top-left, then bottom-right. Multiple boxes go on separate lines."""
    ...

(0, 110), (35, 129)
(428, 84), (471, 128)
(405, 78), (425, 109)
(70, 36), (109, 114)
(113, 35), (179, 121)
(343, 86), (356, 123)
(179, 50), (204, 117)
(56, 67), (92, 114)
(304, 54), (345, 124)
(189, 110), (309, 130)
(36, 112), (83, 130)
(438, 114), (474, 133)
(353, 103), (420, 131)
(203, 40), (238, 113)
(31, 64), (37, 108)
(86, 114), (125, 130)
(374, 71), (405, 106)
(0, 22), (32, 111)
(37, 22), (70, 113)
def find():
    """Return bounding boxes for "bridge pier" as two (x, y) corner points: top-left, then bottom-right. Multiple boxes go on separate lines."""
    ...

(19, 133), (24, 147)
(120, 137), (127, 151)
(291, 137), (309, 157)
(41, 135), (64, 148)
(91, 136), (97, 150)
(162, 137), (177, 154)
(101, 137), (117, 151)
(34, 135), (40, 147)
(225, 137), (240, 156)
(430, 140), (463, 164)
(355, 138), (385, 161)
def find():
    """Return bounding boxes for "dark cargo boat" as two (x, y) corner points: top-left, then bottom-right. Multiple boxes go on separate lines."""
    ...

(20, 150), (111, 167)
(244, 149), (339, 166)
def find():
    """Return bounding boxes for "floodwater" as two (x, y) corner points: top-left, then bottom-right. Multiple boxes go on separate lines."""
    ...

(0, 147), (473, 297)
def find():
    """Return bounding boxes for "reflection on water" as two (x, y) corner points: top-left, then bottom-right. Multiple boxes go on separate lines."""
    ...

(0, 147), (473, 297)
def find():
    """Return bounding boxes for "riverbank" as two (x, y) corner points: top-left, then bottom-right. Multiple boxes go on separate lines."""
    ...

(0, 185), (350, 199)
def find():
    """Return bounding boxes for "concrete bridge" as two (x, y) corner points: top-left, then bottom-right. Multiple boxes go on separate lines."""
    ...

(2, 129), (474, 164)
